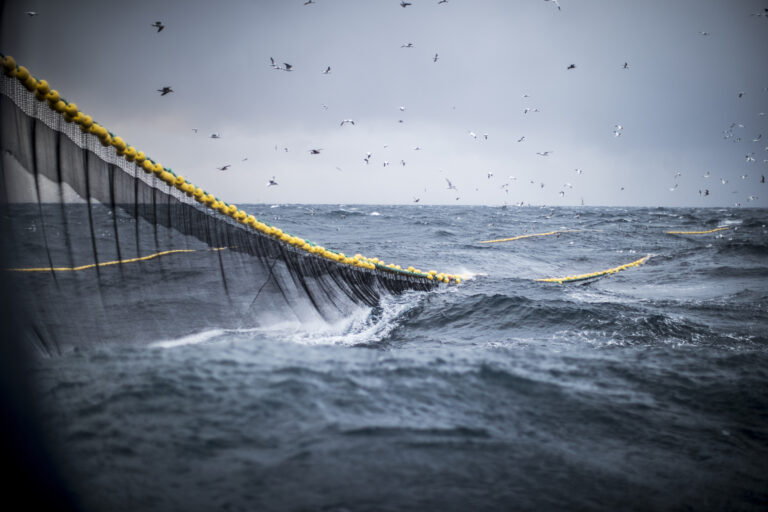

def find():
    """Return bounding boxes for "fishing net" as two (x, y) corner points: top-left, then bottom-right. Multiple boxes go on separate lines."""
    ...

(0, 62), (442, 354)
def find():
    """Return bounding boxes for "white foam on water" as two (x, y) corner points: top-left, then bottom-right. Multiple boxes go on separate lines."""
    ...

(149, 328), (228, 348)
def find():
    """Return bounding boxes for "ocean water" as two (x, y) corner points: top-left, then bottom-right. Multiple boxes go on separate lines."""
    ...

(21, 205), (768, 511)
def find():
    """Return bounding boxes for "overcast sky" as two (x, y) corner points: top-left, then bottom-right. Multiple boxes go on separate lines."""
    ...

(2, 0), (767, 206)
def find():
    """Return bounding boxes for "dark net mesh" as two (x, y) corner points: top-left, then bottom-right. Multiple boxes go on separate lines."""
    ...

(0, 72), (437, 354)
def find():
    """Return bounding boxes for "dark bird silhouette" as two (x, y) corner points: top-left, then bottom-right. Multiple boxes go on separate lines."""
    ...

(433, 53), (439, 62)
(157, 86), (173, 96)
(217, 164), (231, 171)
(323, 66), (331, 74)
(309, 149), (322, 154)
(567, 64), (576, 70)
(282, 63), (293, 71)
(151, 21), (164, 32)
(622, 62), (629, 69)
(268, 176), (278, 186)
(400, 1), (412, 6)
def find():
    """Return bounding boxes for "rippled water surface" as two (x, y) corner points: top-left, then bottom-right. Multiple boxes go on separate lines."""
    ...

(30, 206), (768, 511)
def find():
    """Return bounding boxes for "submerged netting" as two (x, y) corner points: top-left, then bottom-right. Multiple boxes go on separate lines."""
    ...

(0, 57), (453, 354)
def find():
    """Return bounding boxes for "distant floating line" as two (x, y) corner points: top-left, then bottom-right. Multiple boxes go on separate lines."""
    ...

(537, 255), (652, 284)
(7, 247), (229, 273)
(477, 229), (581, 244)
(666, 227), (730, 235)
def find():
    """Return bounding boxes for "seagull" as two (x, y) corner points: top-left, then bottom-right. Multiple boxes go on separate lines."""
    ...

(322, 66), (331, 74)
(210, 133), (221, 139)
(720, 178), (728, 184)
(536, 151), (553, 156)
(438, 0), (448, 3)
(268, 176), (278, 186)
(433, 53), (439, 62)
(151, 21), (164, 32)
(157, 86), (173, 96)
(383, 161), (390, 167)
(746, 153), (756, 162)
(282, 63), (293, 72)
(622, 62), (629, 69)
(304, 0), (315, 4)
(400, 1), (412, 7)
(217, 164), (231, 171)
(762, 175), (766, 183)
(469, 131), (477, 139)
(748, 195), (758, 201)
(517, 136), (526, 142)
(25, 11), (38, 16)
(309, 149), (322, 154)
(544, 0), (561, 10)
(401, 160), (406, 166)
(191, 128), (198, 133)
(242, 157), (248, 161)
(523, 107), (540, 114)
(703, 171), (710, 178)
(401, 43), (414, 48)
(741, 174), (749, 180)
(738, 91), (744, 98)
(445, 178), (457, 190)
(559, 191), (565, 197)
(699, 31), (710, 36)
(487, 171), (493, 179)
(399, 106), (406, 111)
(567, 64), (576, 70)
(413, 146), (422, 150)
(269, 57), (278, 69)
(483, 133), (489, 140)
(340, 119), (355, 126)
(704, 189), (709, 196)
(575, 168), (584, 175)
(753, 134), (763, 142)
(413, 197), (420, 202)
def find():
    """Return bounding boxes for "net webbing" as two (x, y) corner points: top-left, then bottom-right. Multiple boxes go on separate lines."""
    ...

(0, 67), (440, 354)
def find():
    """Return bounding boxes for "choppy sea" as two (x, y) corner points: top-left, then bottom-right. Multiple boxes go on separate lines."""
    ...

(20, 205), (768, 511)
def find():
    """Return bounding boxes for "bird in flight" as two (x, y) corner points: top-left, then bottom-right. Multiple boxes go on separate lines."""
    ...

(433, 53), (439, 62)
(151, 21), (164, 32)
(438, 0), (448, 3)
(622, 62), (629, 69)
(191, 128), (198, 133)
(309, 149), (322, 154)
(323, 66), (331, 74)
(268, 176), (278, 186)
(304, 0), (315, 4)
(26, 11), (38, 16)
(269, 57), (278, 69)
(413, 197), (420, 203)
(157, 86), (173, 96)
(517, 136), (526, 142)
(536, 151), (553, 156)
(210, 133), (221, 139)
(400, 1), (412, 7)
(282, 63), (293, 72)
(401, 43), (414, 48)
(575, 168), (583, 175)
(340, 119), (355, 126)
(544, 0), (561, 10)
(217, 164), (231, 171)
(567, 64), (576, 70)
(445, 178), (457, 190)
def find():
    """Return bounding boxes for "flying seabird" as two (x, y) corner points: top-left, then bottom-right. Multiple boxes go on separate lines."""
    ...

(738, 91), (744, 98)
(400, 1), (412, 7)
(623, 62), (629, 69)
(401, 43), (414, 48)
(438, 0), (448, 3)
(567, 64), (576, 70)
(469, 131), (477, 139)
(151, 21), (164, 32)
(383, 161), (390, 167)
(217, 164), (231, 171)
(575, 168), (583, 175)
(157, 86), (173, 96)
(304, 0), (315, 4)
(517, 136), (526, 142)
(445, 178), (457, 190)
(536, 151), (553, 156)
(282, 63), (293, 71)
(269, 57), (278, 69)
(401, 160), (406, 166)
(210, 133), (221, 139)
(323, 66), (331, 74)
(433, 53), (439, 62)
(309, 149), (322, 154)
(25, 11), (38, 16)
(268, 177), (278, 186)
(487, 172), (493, 179)
(340, 119), (355, 126)
(191, 128), (198, 133)
(544, 0), (561, 10)
(413, 197), (421, 203)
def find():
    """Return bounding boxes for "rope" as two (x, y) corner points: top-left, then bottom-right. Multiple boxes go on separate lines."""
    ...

(6, 248), (228, 273)
(666, 227), (729, 235)
(478, 229), (580, 244)
(537, 255), (651, 284)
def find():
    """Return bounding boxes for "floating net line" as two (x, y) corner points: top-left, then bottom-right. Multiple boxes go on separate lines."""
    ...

(536, 255), (652, 284)
(0, 56), (458, 354)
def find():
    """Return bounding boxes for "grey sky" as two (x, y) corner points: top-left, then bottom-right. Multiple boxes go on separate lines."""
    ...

(2, 0), (767, 206)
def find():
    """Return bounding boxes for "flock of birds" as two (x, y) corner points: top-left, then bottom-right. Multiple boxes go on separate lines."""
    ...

(25, 3), (766, 206)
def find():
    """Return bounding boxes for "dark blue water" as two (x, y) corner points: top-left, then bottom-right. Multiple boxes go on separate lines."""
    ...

(30, 205), (768, 511)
